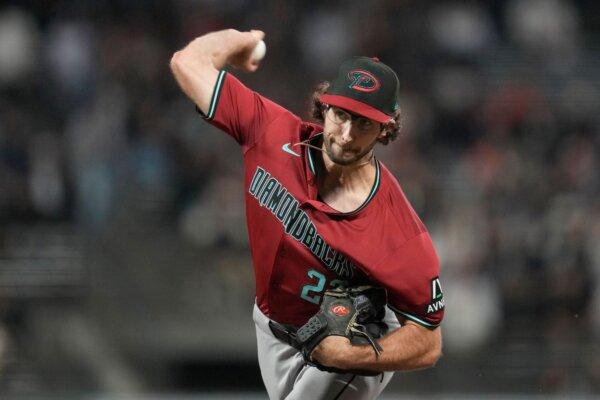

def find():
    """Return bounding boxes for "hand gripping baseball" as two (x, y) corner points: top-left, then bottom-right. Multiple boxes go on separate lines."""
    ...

(228, 30), (265, 72)
(296, 285), (388, 376)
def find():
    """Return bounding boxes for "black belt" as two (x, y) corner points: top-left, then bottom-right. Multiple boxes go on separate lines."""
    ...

(269, 320), (301, 350)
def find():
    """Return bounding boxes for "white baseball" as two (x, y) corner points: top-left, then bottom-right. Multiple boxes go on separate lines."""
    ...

(251, 40), (266, 61)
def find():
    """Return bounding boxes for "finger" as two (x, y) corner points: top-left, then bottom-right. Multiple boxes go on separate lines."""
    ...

(249, 29), (265, 41)
(246, 62), (260, 72)
(308, 345), (320, 363)
(240, 30), (263, 49)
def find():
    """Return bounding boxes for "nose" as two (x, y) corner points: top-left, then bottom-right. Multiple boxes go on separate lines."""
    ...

(339, 122), (355, 145)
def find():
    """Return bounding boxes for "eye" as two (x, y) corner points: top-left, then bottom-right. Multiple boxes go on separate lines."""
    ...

(334, 109), (348, 120)
(357, 118), (373, 130)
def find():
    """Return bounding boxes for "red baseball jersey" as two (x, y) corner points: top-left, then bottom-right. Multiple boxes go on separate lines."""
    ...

(199, 71), (444, 329)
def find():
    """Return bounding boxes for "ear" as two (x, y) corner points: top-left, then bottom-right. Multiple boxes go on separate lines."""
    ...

(378, 124), (390, 140)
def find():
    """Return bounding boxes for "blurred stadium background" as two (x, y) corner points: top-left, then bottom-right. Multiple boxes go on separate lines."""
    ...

(0, 0), (599, 399)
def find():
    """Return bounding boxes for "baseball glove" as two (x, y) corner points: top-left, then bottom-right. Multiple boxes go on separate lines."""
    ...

(295, 285), (388, 376)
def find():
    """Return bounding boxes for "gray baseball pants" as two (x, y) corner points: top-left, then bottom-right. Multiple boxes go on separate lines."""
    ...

(253, 303), (401, 399)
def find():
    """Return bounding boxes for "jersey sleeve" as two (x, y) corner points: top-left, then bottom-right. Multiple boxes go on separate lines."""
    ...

(197, 70), (289, 150)
(373, 232), (444, 329)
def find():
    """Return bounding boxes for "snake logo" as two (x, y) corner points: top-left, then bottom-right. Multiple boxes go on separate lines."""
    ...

(347, 70), (381, 92)
(331, 304), (350, 317)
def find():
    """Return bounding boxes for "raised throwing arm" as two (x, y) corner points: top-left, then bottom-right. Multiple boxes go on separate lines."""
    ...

(169, 29), (264, 114)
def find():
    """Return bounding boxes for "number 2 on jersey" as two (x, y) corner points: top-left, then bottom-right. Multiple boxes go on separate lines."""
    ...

(300, 269), (346, 304)
(300, 270), (325, 304)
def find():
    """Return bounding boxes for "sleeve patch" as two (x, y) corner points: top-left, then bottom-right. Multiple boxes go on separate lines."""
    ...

(425, 277), (444, 314)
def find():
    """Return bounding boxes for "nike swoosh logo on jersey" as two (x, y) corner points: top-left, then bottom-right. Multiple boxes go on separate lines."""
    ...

(282, 143), (301, 157)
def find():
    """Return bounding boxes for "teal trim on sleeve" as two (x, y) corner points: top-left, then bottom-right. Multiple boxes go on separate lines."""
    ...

(206, 70), (227, 120)
(388, 304), (440, 330)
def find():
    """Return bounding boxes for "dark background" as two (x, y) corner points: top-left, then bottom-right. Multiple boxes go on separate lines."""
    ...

(0, 0), (598, 398)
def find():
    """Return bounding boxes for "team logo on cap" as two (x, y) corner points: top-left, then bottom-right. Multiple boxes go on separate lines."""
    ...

(347, 70), (381, 93)
(331, 304), (350, 317)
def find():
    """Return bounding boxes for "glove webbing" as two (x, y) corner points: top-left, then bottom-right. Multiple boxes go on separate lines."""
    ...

(295, 310), (384, 361)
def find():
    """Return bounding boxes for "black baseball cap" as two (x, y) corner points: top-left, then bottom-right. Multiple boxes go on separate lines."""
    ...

(319, 57), (400, 123)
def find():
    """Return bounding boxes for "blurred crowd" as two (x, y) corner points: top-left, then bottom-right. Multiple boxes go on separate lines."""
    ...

(0, 0), (599, 395)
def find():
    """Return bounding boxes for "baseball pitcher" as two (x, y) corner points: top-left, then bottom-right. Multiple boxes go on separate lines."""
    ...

(170, 29), (444, 400)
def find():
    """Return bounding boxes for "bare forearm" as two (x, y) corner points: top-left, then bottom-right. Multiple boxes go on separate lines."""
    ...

(349, 324), (442, 372)
(170, 29), (263, 112)
(174, 29), (253, 71)
(312, 322), (442, 373)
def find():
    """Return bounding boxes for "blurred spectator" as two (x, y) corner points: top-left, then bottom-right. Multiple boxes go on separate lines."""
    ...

(44, 19), (95, 111)
(64, 83), (128, 231)
(297, 5), (356, 74)
(506, 0), (580, 58)
(28, 132), (66, 218)
(0, 7), (39, 85)
(428, 2), (497, 56)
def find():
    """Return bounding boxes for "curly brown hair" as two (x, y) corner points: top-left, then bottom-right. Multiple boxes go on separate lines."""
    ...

(309, 81), (402, 145)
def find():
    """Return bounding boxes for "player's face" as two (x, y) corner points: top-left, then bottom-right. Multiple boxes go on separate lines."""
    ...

(322, 106), (384, 166)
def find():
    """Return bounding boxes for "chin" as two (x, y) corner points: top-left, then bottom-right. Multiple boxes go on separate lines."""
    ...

(329, 152), (360, 166)
(331, 158), (355, 166)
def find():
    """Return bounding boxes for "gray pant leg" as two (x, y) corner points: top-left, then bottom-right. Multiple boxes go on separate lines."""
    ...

(254, 304), (306, 399)
(285, 366), (393, 400)
(253, 303), (400, 400)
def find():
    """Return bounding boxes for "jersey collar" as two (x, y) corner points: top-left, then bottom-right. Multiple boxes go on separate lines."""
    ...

(303, 133), (381, 216)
